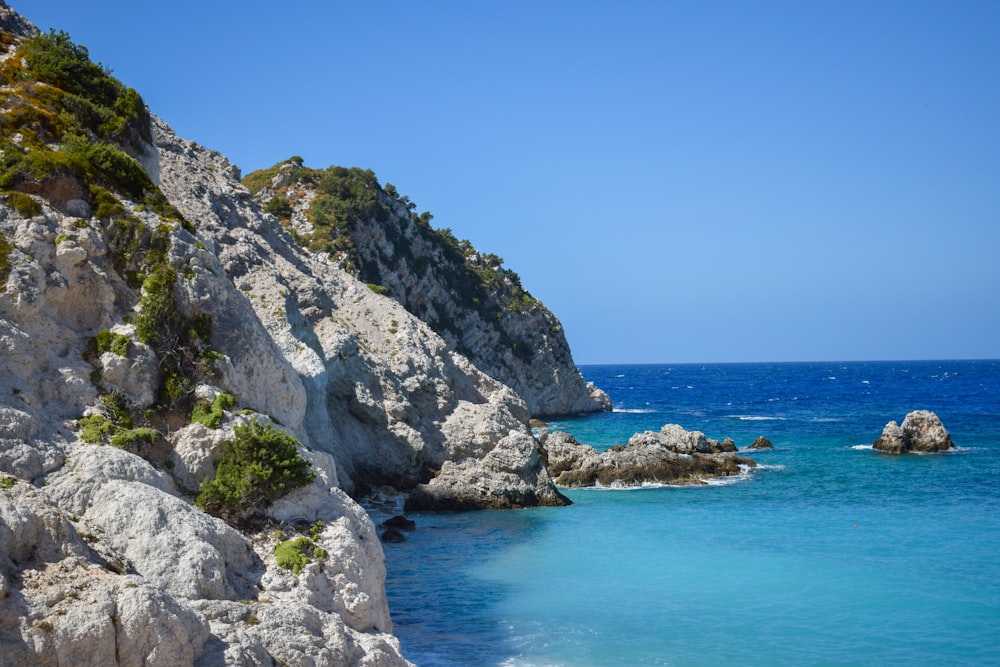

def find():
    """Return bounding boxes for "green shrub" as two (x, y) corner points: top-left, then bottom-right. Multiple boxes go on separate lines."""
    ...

(196, 420), (315, 524)
(274, 537), (311, 574)
(274, 536), (325, 575)
(135, 264), (179, 349)
(90, 184), (125, 219)
(77, 395), (157, 451)
(5, 191), (40, 216)
(190, 392), (235, 429)
(78, 414), (116, 443)
(93, 329), (131, 357)
(109, 426), (158, 450)
(264, 196), (292, 219)
(15, 30), (120, 108)
(0, 475), (17, 490)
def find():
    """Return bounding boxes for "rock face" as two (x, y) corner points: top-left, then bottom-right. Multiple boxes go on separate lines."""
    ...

(0, 5), (592, 664)
(540, 426), (755, 488)
(245, 159), (611, 418)
(873, 410), (954, 454)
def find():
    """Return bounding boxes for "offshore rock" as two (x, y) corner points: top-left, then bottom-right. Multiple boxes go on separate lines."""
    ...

(627, 424), (739, 454)
(540, 426), (755, 488)
(873, 410), (954, 454)
(748, 435), (774, 450)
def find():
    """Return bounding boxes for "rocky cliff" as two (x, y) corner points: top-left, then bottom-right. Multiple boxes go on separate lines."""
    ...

(243, 159), (611, 418)
(0, 4), (585, 663)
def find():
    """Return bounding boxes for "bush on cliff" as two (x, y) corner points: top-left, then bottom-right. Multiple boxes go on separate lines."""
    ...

(196, 421), (315, 525)
(0, 29), (188, 228)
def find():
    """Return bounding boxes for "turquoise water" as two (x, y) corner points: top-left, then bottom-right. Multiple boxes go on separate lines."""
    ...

(382, 361), (1000, 665)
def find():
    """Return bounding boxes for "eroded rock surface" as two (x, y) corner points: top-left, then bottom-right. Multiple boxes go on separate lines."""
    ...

(540, 426), (755, 488)
(873, 410), (954, 454)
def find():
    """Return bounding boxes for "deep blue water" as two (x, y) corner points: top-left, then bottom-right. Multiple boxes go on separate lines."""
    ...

(379, 361), (1000, 666)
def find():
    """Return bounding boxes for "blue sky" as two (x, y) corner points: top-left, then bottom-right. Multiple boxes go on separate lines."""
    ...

(19, 1), (1000, 364)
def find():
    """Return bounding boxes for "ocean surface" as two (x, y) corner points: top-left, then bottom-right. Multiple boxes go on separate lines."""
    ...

(378, 361), (1000, 666)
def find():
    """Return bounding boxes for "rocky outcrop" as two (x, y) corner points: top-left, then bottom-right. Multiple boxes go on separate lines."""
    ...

(245, 159), (611, 418)
(873, 410), (954, 454)
(151, 117), (565, 506)
(748, 436), (774, 450)
(539, 426), (755, 488)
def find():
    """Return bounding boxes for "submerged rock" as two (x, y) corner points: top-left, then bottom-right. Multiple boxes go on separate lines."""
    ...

(539, 426), (755, 488)
(383, 515), (416, 532)
(873, 410), (954, 454)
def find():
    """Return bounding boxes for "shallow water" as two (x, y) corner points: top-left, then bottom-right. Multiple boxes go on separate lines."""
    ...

(381, 361), (1000, 666)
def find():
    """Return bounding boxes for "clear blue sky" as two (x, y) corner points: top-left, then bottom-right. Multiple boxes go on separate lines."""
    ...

(19, 1), (1000, 364)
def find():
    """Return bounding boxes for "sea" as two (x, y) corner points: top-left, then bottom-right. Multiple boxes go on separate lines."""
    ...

(378, 360), (1000, 666)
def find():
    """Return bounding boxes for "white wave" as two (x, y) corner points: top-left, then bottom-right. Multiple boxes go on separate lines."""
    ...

(861, 380), (870, 385)
(614, 408), (656, 414)
(702, 464), (755, 486)
(614, 374), (625, 378)
(755, 464), (786, 471)
(851, 444), (874, 450)
(732, 415), (787, 421)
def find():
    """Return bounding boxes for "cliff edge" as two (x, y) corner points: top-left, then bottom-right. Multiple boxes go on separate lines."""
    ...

(243, 159), (611, 418)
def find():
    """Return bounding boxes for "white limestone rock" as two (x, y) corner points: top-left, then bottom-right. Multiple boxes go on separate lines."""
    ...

(0, 481), (210, 667)
(83, 480), (262, 601)
(873, 409), (954, 454)
(44, 444), (177, 516)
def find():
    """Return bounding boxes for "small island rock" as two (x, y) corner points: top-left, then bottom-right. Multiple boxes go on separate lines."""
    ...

(748, 436), (774, 450)
(540, 425), (755, 488)
(873, 410), (954, 454)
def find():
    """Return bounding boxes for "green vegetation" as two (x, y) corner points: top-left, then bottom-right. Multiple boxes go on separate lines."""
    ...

(1, 475), (17, 489)
(109, 427), (158, 450)
(5, 191), (40, 216)
(93, 329), (131, 357)
(0, 231), (11, 292)
(191, 392), (235, 429)
(274, 532), (327, 575)
(135, 264), (180, 350)
(78, 392), (160, 451)
(0, 29), (188, 228)
(196, 420), (315, 524)
(263, 196), (292, 220)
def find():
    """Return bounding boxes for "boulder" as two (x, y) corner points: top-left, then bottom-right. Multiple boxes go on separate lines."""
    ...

(873, 410), (954, 454)
(405, 431), (570, 511)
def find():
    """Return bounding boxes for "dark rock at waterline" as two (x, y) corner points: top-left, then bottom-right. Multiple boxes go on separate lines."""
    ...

(748, 436), (774, 450)
(873, 410), (954, 454)
(380, 527), (407, 543)
(383, 515), (416, 531)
